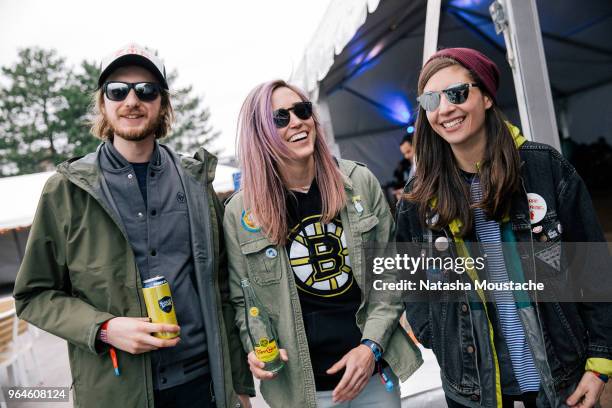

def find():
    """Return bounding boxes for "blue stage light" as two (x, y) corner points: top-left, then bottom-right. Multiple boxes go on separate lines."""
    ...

(449, 0), (486, 7)
(407, 126), (415, 134)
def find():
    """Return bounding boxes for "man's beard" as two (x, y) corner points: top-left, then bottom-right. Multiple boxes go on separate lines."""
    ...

(109, 112), (162, 142)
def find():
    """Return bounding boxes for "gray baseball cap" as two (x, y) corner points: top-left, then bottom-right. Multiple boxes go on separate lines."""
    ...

(98, 43), (168, 89)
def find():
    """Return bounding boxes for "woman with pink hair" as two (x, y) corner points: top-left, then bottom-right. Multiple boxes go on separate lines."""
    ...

(223, 80), (421, 408)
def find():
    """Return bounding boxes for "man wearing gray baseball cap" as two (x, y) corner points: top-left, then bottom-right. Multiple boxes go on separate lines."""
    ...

(14, 43), (254, 408)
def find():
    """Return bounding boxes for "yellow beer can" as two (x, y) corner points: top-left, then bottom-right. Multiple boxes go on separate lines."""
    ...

(142, 276), (179, 339)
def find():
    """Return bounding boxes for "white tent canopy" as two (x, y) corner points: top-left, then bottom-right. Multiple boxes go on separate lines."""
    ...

(213, 163), (240, 193)
(0, 164), (238, 230)
(291, 0), (381, 97)
(0, 171), (54, 230)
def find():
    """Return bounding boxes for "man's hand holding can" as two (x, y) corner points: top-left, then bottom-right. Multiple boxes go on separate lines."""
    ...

(105, 317), (180, 354)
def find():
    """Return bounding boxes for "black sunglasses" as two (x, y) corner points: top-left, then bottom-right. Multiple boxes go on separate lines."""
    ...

(417, 83), (479, 112)
(103, 81), (161, 102)
(273, 101), (313, 128)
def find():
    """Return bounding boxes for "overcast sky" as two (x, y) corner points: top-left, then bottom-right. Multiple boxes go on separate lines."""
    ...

(0, 0), (331, 157)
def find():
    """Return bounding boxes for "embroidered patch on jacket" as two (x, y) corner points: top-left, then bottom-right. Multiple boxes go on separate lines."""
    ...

(241, 210), (261, 233)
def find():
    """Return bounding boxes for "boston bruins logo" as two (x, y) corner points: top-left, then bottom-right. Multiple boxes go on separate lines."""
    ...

(287, 214), (353, 297)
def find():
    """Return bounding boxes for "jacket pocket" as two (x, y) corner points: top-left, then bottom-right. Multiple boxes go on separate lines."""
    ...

(240, 238), (282, 286)
(356, 213), (379, 242)
(355, 213), (380, 275)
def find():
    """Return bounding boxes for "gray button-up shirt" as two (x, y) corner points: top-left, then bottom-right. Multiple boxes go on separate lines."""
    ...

(99, 141), (209, 390)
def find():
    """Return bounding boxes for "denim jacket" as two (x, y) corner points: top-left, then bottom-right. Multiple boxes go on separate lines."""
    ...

(397, 141), (612, 408)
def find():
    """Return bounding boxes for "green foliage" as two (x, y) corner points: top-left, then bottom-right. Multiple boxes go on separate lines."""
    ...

(165, 70), (220, 155)
(0, 47), (219, 177)
(0, 48), (76, 175)
(61, 60), (102, 158)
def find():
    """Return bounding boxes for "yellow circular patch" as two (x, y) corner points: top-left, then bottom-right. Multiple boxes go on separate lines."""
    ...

(259, 337), (269, 347)
(249, 307), (259, 317)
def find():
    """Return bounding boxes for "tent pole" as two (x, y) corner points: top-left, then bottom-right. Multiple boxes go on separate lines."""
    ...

(423, 0), (442, 65)
(491, 0), (561, 151)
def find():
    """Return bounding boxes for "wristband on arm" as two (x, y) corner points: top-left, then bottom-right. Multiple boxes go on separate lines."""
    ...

(590, 371), (609, 384)
(98, 320), (110, 343)
(361, 339), (383, 362)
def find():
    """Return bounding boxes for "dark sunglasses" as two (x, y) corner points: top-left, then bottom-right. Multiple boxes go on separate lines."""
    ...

(417, 83), (479, 112)
(103, 81), (161, 102)
(273, 101), (313, 128)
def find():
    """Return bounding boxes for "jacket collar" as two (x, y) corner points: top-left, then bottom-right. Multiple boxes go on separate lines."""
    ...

(98, 140), (165, 173)
(338, 159), (357, 191)
(178, 146), (218, 185)
(56, 142), (218, 194)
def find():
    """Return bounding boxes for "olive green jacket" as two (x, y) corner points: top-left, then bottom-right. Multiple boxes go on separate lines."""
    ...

(14, 145), (254, 407)
(224, 159), (422, 408)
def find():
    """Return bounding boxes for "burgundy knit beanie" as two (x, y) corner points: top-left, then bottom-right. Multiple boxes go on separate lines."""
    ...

(426, 47), (500, 102)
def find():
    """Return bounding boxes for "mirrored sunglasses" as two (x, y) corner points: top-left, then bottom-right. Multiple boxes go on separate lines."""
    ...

(417, 83), (479, 112)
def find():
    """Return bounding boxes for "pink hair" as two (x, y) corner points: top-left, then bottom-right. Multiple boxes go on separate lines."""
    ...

(237, 80), (346, 244)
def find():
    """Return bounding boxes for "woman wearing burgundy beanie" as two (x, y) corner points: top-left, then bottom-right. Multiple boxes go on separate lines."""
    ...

(397, 48), (611, 407)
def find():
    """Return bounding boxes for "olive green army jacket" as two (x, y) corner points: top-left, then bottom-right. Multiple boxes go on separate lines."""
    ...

(224, 159), (422, 408)
(14, 145), (253, 407)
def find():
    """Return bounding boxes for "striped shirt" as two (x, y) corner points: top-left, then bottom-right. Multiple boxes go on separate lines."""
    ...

(470, 177), (541, 392)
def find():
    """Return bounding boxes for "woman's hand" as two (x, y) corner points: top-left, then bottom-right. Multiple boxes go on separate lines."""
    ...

(327, 344), (376, 403)
(237, 394), (252, 408)
(247, 349), (288, 380)
(566, 371), (606, 408)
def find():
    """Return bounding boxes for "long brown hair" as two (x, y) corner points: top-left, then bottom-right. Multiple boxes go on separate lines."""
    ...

(89, 88), (174, 141)
(407, 57), (521, 236)
(237, 80), (346, 245)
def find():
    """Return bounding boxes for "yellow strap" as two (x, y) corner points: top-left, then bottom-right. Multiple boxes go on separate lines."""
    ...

(507, 121), (527, 148)
(585, 358), (612, 376)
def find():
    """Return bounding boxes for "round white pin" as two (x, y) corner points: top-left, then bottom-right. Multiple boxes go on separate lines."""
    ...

(434, 236), (449, 251)
(527, 193), (547, 224)
(265, 247), (278, 258)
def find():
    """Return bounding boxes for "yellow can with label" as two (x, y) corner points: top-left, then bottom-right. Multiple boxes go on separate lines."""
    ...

(142, 276), (179, 339)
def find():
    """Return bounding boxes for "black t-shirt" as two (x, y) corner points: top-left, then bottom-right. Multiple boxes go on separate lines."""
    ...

(285, 180), (362, 391)
(130, 161), (149, 206)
